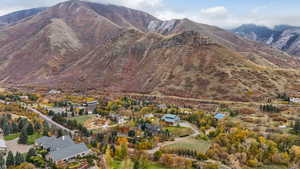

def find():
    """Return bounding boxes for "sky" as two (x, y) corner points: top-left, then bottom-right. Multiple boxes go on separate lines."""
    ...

(0, 0), (299, 29)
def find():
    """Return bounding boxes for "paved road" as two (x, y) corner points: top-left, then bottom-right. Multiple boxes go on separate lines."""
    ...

(146, 122), (200, 154)
(0, 99), (73, 134)
(28, 106), (74, 134)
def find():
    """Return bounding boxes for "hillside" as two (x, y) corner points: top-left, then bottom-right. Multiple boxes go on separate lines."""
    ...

(0, 0), (300, 101)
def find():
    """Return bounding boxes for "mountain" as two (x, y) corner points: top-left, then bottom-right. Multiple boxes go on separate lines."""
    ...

(232, 24), (300, 56)
(1, 0), (300, 101)
(0, 8), (46, 27)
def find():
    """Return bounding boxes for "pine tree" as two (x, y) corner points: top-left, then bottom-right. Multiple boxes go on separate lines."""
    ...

(3, 122), (10, 136)
(18, 128), (28, 144)
(26, 148), (36, 162)
(294, 120), (300, 134)
(26, 123), (34, 135)
(6, 151), (14, 167)
(14, 152), (24, 166)
(0, 155), (5, 169)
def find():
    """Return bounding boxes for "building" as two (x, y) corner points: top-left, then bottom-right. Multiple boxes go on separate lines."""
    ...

(48, 89), (61, 95)
(144, 113), (154, 119)
(85, 101), (98, 114)
(36, 136), (90, 164)
(161, 114), (180, 125)
(214, 113), (225, 120)
(290, 98), (300, 103)
(0, 140), (7, 155)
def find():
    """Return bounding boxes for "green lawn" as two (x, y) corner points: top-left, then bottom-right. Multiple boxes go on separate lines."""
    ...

(164, 126), (194, 137)
(69, 114), (97, 125)
(162, 138), (211, 154)
(111, 159), (171, 169)
(256, 165), (287, 169)
(4, 133), (20, 141)
(27, 132), (42, 145)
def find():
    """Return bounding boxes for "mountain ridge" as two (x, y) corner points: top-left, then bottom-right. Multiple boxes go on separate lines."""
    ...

(1, 0), (300, 101)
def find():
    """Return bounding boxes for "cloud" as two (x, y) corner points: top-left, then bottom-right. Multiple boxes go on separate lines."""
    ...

(200, 6), (228, 18)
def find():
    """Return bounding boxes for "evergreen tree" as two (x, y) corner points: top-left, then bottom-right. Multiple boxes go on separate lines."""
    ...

(26, 123), (34, 135)
(57, 129), (63, 138)
(26, 148), (36, 162)
(14, 152), (24, 166)
(18, 128), (28, 144)
(0, 155), (5, 169)
(34, 121), (41, 131)
(3, 122), (10, 136)
(12, 123), (19, 133)
(294, 120), (300, 134)
(6, 151), (14, 167)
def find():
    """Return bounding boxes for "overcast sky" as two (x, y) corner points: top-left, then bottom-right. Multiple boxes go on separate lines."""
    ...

(0, 0), (299, 29)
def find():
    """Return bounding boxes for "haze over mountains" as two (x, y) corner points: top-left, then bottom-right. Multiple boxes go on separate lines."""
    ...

(1, 0), (300, 101)
(232, 24), (300, 57)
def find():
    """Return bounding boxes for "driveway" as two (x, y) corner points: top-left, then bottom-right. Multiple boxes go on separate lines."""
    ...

(146, 121), (200, 154)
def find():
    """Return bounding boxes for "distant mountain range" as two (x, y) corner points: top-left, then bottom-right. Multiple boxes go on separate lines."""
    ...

(1, 0), (300, 101)
(232, 24), (300, 56)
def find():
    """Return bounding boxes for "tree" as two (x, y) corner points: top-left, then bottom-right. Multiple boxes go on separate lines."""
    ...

(104, 146), (113, 168)
(15, 152), (25, 166)
(154, 151), (162, 161)
(57, 129), (63, 138)
(6, 151), (14, 167)
(26, 148), (36, 162)
(3, 122), (11, 136)
(0, 155), (5, 169)
(18, 128), (28, 144)
(26, 123), (34, 135)
(294, 120), (300, 134)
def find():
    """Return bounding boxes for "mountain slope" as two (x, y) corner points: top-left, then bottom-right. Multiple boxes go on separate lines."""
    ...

(232, 24), (300, 57)
(0, 0), (300, 101)
(0, 8), (46, 27)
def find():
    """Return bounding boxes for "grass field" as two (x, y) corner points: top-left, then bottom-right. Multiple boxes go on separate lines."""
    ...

(4, 133), (20, 141)
(164, 126), (194, 137)
(27, 132), (42, 145)
(69, 114), (97, 125)
(161, 138), (211, 154)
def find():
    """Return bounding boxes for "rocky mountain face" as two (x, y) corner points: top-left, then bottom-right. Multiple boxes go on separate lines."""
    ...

(232, 24), (300, 56)
(1, 0), (300, 101)
(0, 8), (46, 27)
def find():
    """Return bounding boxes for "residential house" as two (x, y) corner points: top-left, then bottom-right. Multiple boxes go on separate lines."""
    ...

(36, 136), (90, 164)
(85, 101), (98, 114)
(214, 113), (225, 120)
(48, 89), (61, 95)
(161, 114), (180, 126)
(144, 113), (154, 119)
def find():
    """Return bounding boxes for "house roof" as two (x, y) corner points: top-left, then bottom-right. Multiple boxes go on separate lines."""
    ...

(36, 136), (75, 152)
(161, 114), (180, 123)
(215, 113), (225, 120)
(49, 143), (89, 161)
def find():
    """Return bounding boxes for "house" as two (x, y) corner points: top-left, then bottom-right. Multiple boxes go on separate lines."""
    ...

(214, 113), (225, 120)
(48, 89), (61, 95)
(0, 140), (7, 155)
(85, 101), (98, 114)
(161, 114), (180, 125)
(36, 136), (90, 164)
(158, 104), (167, 109)
(290, 98), (300, 103)
(144, 113), (154, 119)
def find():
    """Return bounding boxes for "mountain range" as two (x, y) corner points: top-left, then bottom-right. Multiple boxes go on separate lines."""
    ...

(232, 24), (300, 56)
(1, 0), (300, 101)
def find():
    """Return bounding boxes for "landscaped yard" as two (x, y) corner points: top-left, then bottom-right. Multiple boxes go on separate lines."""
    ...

(69, 114), (97, 125)
(111, 159), (171, 169)
(4, 133), (20, 141)
(161, 138), (211, 154)
(164, 126), (194, 137)
(257, 165), (288, 169)
(27, 132), (42, 144)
